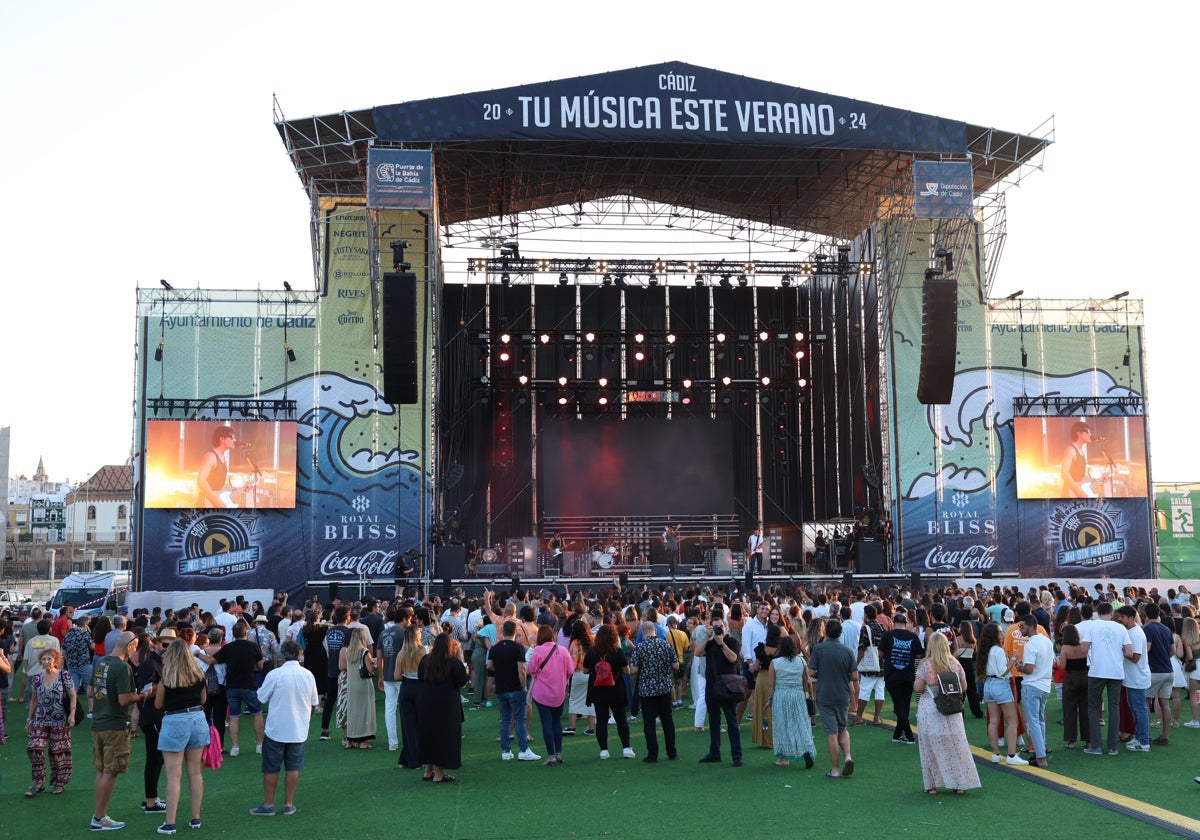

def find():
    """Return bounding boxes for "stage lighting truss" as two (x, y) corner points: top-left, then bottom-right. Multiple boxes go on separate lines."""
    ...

(466, 256), (871, 285)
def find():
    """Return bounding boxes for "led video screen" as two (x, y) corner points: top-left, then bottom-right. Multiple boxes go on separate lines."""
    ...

(1014, 415), (1148, 500)
(144, 420), (298, 508)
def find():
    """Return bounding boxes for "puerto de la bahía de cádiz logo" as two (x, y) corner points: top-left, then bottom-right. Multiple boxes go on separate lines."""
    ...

(171, 509), (261, 578)
(1049, 499), (1127, 569)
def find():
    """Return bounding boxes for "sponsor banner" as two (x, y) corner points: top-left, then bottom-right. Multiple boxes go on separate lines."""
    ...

(367, 149), (433, 209)
(886, 220), (1152, 577)
(373, 62), (966, 152)
(912, 161), (973, 219)
(136, 208), (432, 598)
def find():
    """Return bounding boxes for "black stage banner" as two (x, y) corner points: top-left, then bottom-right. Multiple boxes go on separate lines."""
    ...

(374, 61), (967, 153)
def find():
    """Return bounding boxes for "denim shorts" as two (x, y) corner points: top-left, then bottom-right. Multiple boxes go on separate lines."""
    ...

(261, 735), (305, 774)
(226, 687), (263, 716)
(983, 676), (1015, 704)
(158, 710), (210, 752)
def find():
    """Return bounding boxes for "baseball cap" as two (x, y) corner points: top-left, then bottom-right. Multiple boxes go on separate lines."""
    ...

(1002, 608), (1015, 623)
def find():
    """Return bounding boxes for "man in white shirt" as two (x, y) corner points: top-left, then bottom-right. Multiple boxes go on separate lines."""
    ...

(1078, 601), (1133, 755)
(250, 640), (319, 817)
(1017, 614), (1055, 766)
(1117, 605), (1152, 751)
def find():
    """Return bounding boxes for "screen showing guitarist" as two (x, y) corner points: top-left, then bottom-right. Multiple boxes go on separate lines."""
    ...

(1061, 421), (1093, 498)
(196, 426), (237, 508)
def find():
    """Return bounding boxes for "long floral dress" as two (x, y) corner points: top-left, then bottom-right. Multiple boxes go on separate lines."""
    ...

(915, 659), (981, 792)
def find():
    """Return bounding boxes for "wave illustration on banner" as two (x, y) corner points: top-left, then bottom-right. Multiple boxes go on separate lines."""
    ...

(903, 366), (1140, 501)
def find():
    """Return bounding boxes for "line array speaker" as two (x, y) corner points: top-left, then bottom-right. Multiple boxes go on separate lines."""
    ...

(916, 276), (958, 405)
(382, 271), (418, 405)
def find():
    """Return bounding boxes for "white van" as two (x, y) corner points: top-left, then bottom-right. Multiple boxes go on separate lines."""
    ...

(48, 572), (131, 617)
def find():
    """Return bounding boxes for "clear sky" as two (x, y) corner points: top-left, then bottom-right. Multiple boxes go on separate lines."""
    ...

(1, 2), (1192, 485)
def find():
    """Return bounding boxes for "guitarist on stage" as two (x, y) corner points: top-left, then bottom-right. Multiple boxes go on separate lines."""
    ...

(196, 425), (238, 508)
(662, 524), (683, 574)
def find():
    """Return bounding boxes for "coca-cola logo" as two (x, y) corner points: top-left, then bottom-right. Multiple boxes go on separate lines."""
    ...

(924, 544), (996, 571)
(319, 549), (399, 578)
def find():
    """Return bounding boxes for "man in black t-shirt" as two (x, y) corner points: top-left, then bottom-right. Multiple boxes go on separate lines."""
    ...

(210, 620), (264, 757)
(488, 621), (538, 760)
(319, 606), (351, 739)
(878, 612), (923, 743)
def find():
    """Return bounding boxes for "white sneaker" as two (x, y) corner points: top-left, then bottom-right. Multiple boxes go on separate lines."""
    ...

(1126, 740), (1150, 752)
(991, 754), (1001, 764)
(1186, 720), (1200, 729)
(501, 751), (514, 761)
(389, 744), (399, 751)
(1005, 754), (1029, 766)
(622, 747), (636, 759)
(518, 749), (541, 761)
(599, 750), (610, 759)
(230, 747), (240, 757)
(255, 744), (263, 755)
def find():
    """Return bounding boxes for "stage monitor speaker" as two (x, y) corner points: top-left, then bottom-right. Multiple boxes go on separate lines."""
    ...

(382, 271), (418, 405)
(856, 540), (887, 574)
(916, 276), (958, 405)
(329, 582), (340, 601)
(651, 563), (670, 577)
(511, 574), (520, 594)
(436, 545), (465, 579)
(910, 573), (921, 591)
(842, 571), (853, 588)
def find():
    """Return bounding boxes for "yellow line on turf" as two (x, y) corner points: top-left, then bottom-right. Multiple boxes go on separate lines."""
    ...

(965, 742), (1200, 834)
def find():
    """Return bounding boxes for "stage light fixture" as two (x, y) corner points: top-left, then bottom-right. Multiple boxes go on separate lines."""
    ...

(758, 330), (769, 341)
(498, 349), (511, 363)
(285, 343), (297, 363)
(760, 376), (771, 386)
(500, 333), (511, 344)
(798, 377), (808, 388)
(665, 333), (676, 344)
(615, 274), (627, 288)
(681, 378), (693, 389)
(721, 375), (732, 386)
(738, 275), (748, 287)
(557, 375), (569, 386)
(539, 333), (551, 344)
(654, 259), (667, 274)
(695, 274), (705, 287)
(794, 349), (805, 361)
(781, 274), (793, 287)
(159, 278), (173, 290)
(501, 272), (511, 286)
(719, 274), (732, 288)
(517, 374), (529, 386)
(598, 393), (610, 406)
(584, 331), (596, 343)
(715, 332), (727, 343)
(597, 376), (609, 388)
(559, 272), (569, 285)
(154, 339), (164, 362)
(557, 392), (570, 406)
(634, 332), (645, 343)
(648, 274), (659, 287)
(602, 274), (613, 286)
(794, 331), (805, 341)
(634, 349), (646, 362)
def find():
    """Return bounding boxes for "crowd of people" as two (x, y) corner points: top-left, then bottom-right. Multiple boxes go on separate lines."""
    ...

(2, 577), (1198, 827)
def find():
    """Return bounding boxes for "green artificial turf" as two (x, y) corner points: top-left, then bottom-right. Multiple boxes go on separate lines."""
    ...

(2, 687), (1198, 839)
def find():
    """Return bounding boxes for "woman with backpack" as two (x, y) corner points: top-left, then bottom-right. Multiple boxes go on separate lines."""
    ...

(914, 632), (980, 795)
(582, 624), (633, 759)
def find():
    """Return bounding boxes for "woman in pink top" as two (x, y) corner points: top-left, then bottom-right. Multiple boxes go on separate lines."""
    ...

(527, 625), (575, 765)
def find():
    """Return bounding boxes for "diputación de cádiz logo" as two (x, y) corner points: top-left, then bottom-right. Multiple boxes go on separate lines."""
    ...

(1050, 500), (1127, 569)
(171, 510), (261, 578)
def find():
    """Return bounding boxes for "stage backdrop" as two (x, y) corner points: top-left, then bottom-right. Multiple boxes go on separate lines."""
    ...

(134, 205), (432, 600)
(884, 219), (1153, 578)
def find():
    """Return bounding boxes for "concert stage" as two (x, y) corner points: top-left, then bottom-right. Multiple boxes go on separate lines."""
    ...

(131, 63), (1153, 605)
